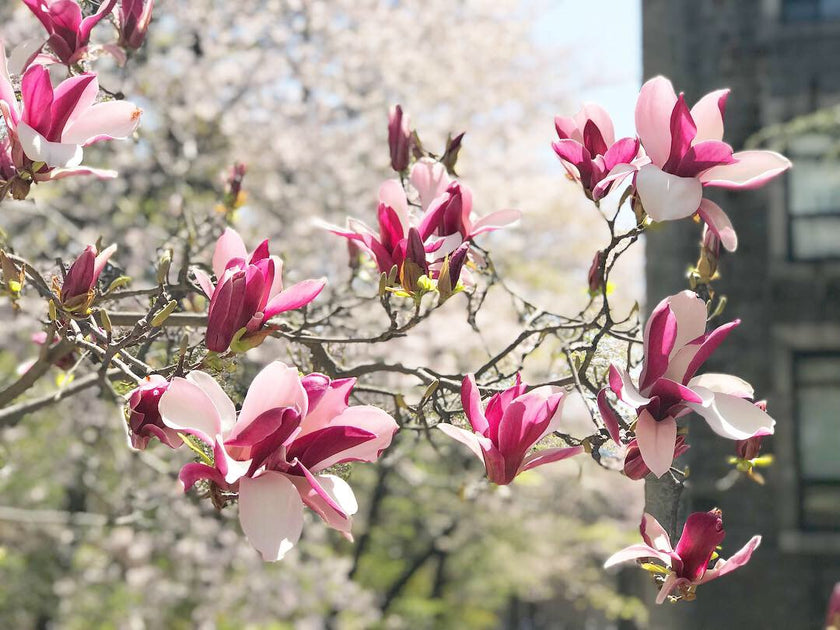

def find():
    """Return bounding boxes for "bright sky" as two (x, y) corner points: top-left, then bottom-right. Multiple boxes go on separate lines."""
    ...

(533, 0), (641, 138)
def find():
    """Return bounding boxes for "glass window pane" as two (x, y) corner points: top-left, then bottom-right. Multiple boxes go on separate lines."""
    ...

(801, 485), (840, 529)
(822, 0), (840, 18)
(790, 160), (840, 216)
(797, 383), (840, 479)
(797, 356), (840, 384)
(791, 217), (840, 258)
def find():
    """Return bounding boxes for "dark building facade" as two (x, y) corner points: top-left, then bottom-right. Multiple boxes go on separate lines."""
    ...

(643, 1), (840, 628)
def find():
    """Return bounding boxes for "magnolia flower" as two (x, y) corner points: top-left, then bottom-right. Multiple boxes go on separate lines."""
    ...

(23, 0), (117, 65)
(553, 103), (641, 200)
(125, 375), (178, 450)
(409, 158), (452, 211)
(159, 362), (399, 561)
(195, 228), (326, 353)
(436, 374), (583, 485)
(417, 181), (521, 249)
(118, 0), (155, 50)
(634, 76), (791, 250)
(605, 510), (761, 604)
(387, 104), (412, 172)
(0, 52), (142, 180)
(59, 243), (117, 312)
(603, 290), (775, 477)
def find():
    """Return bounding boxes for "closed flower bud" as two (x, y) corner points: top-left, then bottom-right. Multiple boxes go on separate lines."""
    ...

(388, 105), (412, 173)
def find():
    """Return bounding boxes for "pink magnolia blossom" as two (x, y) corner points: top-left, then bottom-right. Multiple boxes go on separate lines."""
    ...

(195, 228), (326, 353)
(387, 104), (412, 172)
(603, 290), (775, 477)
(436, 374), (583, 485)
(59, 243), (117, 311)
(125, 375), (179, 450)
(634, 76), (791, 250)
(117, 0), (154, 50)
(605, 510), (761, 604)
(553, 103), (641, 200)
(158, 361), (399, 561)
(0, 51), (142, 180)
(22, 0), (117, 65)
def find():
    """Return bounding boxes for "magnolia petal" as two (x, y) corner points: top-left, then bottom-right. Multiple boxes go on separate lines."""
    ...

(665, 290), (708, 353)
(436, 423), (485, 462)
(187, 370), (237, 435)
(298, 377), (355, 436)
(519, 445), (584, 473)
(263, 277), (326, 319)
(62, 100), (142, 145)
(306, 405), (398, 470)
(470, 208), (522, 236)
(17, 121), (83, 168)
(0, 43), (18, 125)
(597, 388), (622, 444)
(699, 150), (791, 189)
(378, 179), (410, 233)
(688, 389), (775, 440)
(179, 462), (227, 491)
(635, 410), (677, 478)
(655, 572), (681, 605)
(36, 165), (117, 180)
(640, 512), (673, 553)
(212, 228), (247, 279)
(697, 198), (737, 252)
(461, 374), (489, 435)
(238, 472), (304, 562)
(604, 543), (672, 569)
(288, 473), (357, 537)
(193, 268), (215, 298)
(609, 365), (651, 408)
(92, 243), (117, 281)
(409, 158), (451, 211)
(636, 164), (703, 222)
(688, 373), (754, 399)
(690, 89), (729, 143)
(635, 76), (678, 167)
(577, 102), (616, 146)
(699, 535), (761, 583)
(159, 375), (223, 444)
(234, 362), (308, 437)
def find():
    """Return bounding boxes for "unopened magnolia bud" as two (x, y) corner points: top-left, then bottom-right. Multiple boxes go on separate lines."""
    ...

(441, 131), (465, 175)
(387, 105), (412, 172)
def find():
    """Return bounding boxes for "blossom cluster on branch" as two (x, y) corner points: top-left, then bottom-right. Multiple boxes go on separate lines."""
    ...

(0, 0), (794, 610)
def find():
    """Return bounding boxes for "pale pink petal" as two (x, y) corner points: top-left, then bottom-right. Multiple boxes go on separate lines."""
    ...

(655, 572), (681, 605)
(61, 100), (142, 145)
(232, 361), (308, 439)
(238, 472), (304, 562)
(636, 164), (703, 222)
(690, 89), (729, 143)
(378, 179), (410, 233)
(186, 370), (237, 435)
(640, 512), (673, 552)
(214, 438), (252, 484)
(578, 102), (616, 146)
(263, 277), (326, 319)
(409, 158), (451, 211)
(0, 42), (18, 125)
(267, 256), (284, 299)
(17, 121), (83, 167)
(470, 209), (522, 236)
(92, 243), (117, 280)
(212, 228), (247, 279)
(461, 374), (489, 435)
(36, 165), (117, 180)
(634, 410), (677, 478)
(159, 375), (223, 444)
(688, 373), (754, 399)
(609, 366), (651, 408)
(592, 162), (639, 200)
(298, 378), (355, 437)
(604, 543), (673, 569)
(697, 198), (737, 252)
(635, 76), (678, 167)
(306, 405), (398, 470)
(688, 389), (775, 440)
(194, 268), (215, 298)
(699, 535), (761, 583)
(288, 473), (357, 538)
(519, 445), (583, 472)
(436, 423), (485, 462)
(664, 290), (708, 352)
(699, 150), (791, 189)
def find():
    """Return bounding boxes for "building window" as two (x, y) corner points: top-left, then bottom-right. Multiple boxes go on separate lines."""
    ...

(795, 353), (840, 530)
(783, 0), (840, 21)
(787, 135), (840, 260)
